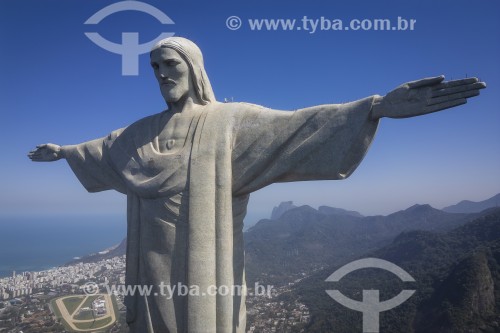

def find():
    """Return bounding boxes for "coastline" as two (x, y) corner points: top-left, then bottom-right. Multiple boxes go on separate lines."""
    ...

(0, 215), (125, 279)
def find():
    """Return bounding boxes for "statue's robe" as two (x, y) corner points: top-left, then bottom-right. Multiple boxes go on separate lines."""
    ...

(63, 97), (379, 333)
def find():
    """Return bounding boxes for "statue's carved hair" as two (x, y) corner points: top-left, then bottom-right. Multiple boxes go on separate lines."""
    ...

(151, 37), (216, 105)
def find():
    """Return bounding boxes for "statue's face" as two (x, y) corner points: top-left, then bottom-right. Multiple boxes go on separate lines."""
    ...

(150, 47), (193, 104)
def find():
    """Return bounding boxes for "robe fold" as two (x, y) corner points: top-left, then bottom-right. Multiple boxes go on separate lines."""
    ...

(63, 96), (379, 333)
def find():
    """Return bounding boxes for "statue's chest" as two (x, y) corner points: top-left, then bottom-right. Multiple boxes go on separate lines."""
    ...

(157, 115), (195, 154)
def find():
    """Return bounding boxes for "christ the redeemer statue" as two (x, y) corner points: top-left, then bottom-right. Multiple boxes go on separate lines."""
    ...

(28, 37), (485, 333)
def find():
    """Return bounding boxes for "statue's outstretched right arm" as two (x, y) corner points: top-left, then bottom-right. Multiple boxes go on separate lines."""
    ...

(28, 134), (127, 194)
(28, 143), (66, 162)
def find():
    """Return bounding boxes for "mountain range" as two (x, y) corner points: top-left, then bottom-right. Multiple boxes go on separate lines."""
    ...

(244, 203), (477, 285)
(442, 193), (500, 213)
(287, 207), (500, 332)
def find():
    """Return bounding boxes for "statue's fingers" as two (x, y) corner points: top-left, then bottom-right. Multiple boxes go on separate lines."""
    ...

(432, 78), (479, 90)
(28, 148), (43, 155)
(28, 154), (42, 161)
(29, 153), (43, 159)
(432, 81), (485, 97)
(407, 75), (445, 88)
(424, 98), (467, 114)
(432, 82), (485, 97)
(429, 90), (480, 106)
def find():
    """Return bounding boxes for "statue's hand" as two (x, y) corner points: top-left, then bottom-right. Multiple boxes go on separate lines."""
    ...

(372, 76), (486, 119)
(28, 143), (63, 162)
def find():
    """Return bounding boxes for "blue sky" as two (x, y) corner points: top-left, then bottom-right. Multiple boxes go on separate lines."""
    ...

(0, 0), (499, 227)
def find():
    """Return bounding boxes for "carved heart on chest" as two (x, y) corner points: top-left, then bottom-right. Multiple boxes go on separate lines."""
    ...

(166, 139), (176, 150)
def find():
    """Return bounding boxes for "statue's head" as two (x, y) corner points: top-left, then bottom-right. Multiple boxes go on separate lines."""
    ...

(150, 37), (215, 105)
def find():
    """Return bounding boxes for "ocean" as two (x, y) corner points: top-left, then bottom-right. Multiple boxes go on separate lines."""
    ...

(0, 215), (126, 278)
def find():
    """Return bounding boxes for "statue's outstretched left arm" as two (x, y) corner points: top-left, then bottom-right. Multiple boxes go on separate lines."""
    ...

(371, 76), (486, 119)
(28, 143), (65, 162)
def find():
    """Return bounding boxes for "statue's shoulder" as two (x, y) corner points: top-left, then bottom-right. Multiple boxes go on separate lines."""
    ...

(129, 112), (163, 129)
(106, 111), (163, 144)
(121, 112), (164, 134)
(213, 101), (273, 116)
